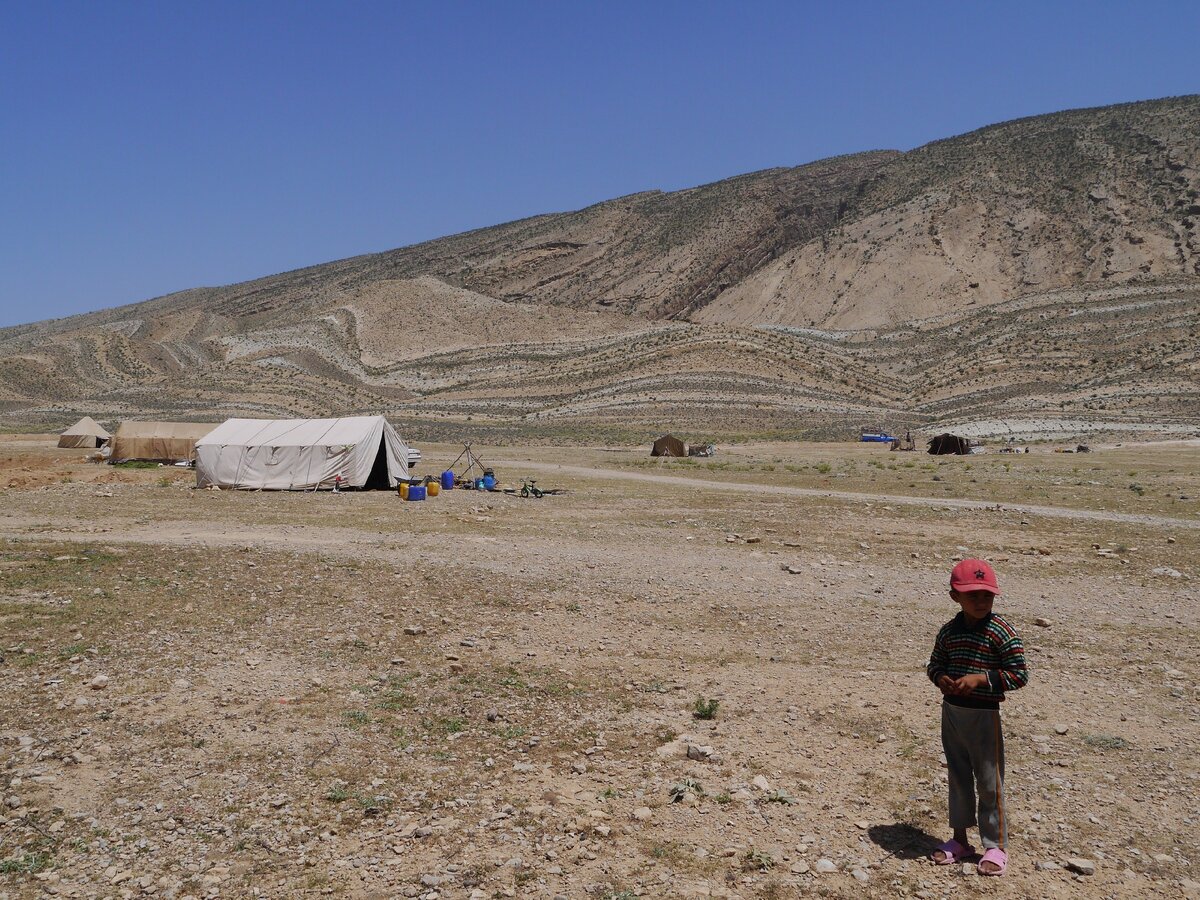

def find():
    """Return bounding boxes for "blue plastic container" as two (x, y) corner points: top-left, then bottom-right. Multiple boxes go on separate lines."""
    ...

(407, 485), (426, 501)
(482, 474), (496, 490)
(441, 470), (454, 490)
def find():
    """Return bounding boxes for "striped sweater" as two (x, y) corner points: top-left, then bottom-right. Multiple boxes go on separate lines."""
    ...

(927, 612), (1029, 709)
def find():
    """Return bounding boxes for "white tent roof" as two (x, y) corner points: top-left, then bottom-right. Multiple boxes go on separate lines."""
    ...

(195, 416), (409, 490)
(199, 417), (394, 448)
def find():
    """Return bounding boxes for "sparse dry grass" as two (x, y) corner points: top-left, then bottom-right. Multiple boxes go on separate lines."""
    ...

(0, 440), (1196, 897)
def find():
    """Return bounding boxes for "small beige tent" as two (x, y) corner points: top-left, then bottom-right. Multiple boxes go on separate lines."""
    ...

(195, 416), (409, 490)
(111, 422), (215, 463)
(58, 417), (111, 449)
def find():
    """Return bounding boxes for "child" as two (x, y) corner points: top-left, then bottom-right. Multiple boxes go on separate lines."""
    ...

(926, 559), (1028, 876)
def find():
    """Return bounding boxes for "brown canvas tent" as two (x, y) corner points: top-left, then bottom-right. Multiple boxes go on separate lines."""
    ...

(651, 434), (687, 457)
(927, 433), (971, 455)
(57, 416), (111, 449)
(111, 421), (215, 463)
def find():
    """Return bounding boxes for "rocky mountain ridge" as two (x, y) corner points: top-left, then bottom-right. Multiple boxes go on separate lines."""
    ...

(2, 96), (1198, 437)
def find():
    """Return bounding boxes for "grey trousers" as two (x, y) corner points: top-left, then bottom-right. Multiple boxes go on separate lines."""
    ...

(942, 700), (1007, 849)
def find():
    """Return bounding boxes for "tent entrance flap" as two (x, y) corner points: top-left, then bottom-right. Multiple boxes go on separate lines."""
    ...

(364, 439), (391, 490)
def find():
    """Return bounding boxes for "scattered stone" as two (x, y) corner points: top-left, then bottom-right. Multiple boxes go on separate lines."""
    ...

(89, 674), (109, 690)
(686, 743), (714, 761)
(814, 859), (837, 874)
(403, 626), (424, 635)
(631, 806), (652, 822)
(656, 737), (689, 759)
(961, 862), (976, 876)
(1152, 853), (1175, 864)
(752, 775), (771, 792)
(852, 868), (870, 883)
(1036, 860), (1061, 871)
(1054, 724), (1069, 735)
(790, 860), (809, 875)
(1034, 617), (1052, 627)
(1151, 567), (1183, 578)
(1066, 858), (1096, 876)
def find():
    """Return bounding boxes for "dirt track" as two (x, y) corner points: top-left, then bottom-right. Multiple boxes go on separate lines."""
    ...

(509, 460), (1200, 531)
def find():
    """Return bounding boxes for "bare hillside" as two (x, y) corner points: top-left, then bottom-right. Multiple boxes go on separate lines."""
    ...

(698, 96), (1200, 328)
(1, 96), (1198, 436)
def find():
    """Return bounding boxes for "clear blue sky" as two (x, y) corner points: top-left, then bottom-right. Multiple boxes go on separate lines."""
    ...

(1, 1), (1196, 327)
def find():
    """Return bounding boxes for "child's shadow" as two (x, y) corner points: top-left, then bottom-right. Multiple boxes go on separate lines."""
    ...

(867, 823), (941, 860)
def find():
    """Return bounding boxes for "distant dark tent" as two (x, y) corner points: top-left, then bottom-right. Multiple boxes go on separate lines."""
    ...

(927, 433), (971, 455)
(651, 434), (687, 457)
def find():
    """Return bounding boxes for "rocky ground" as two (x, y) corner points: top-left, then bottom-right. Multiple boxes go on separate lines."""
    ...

(1, 438), (1198, 899)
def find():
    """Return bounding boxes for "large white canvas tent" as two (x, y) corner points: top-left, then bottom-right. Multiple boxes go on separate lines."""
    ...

(58, 416), (111, 449)
(195, 416), (409, 490)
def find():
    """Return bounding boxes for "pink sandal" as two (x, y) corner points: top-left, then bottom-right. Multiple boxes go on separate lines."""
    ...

(931, 839), (975, 865)
(979, 847), (1007, 876)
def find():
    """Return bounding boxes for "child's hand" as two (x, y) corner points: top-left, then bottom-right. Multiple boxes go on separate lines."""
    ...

(936, 675), (956, 695)
(950, 673), (990, 694)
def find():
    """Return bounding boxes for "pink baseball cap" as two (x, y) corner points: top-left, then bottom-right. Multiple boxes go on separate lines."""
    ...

(950, 558), (1000, 595)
